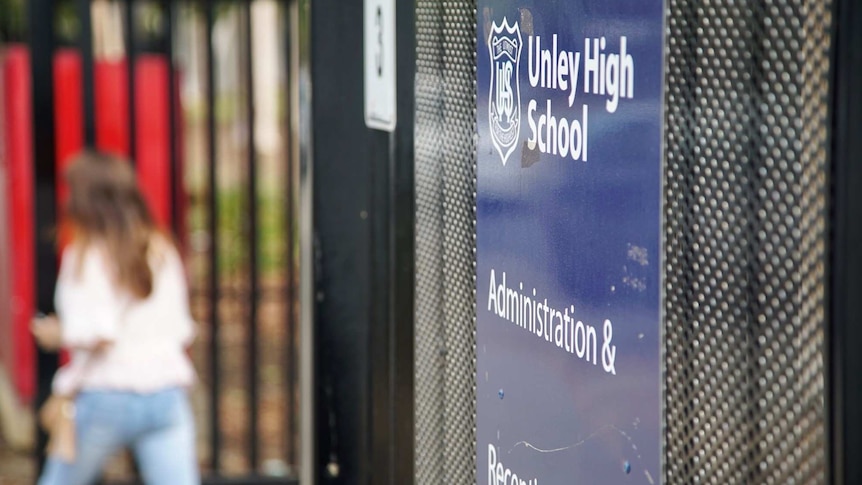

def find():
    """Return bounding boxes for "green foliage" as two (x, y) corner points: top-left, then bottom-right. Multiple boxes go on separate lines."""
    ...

(187, 187), (294, 278)
(0, 0), (24, 41)
(54, 2), (81, 44)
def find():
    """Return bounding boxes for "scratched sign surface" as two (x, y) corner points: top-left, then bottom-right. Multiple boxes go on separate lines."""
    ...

(476, 0), (663, 483)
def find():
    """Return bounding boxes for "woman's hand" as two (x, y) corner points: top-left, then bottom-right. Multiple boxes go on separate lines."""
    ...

(31, 315), (63, 352)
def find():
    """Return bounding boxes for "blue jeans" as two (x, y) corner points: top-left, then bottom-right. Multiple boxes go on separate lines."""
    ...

(38, 388), (199, 485)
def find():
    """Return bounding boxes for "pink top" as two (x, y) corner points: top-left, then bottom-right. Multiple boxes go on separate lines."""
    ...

(52, 236), (197, 395)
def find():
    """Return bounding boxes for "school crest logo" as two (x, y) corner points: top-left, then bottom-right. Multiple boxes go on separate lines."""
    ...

(488, 18), (523, 166)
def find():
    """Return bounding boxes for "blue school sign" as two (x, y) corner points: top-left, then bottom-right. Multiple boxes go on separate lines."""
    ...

(476, 1), (664, 483)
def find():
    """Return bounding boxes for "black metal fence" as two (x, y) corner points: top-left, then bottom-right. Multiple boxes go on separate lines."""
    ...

(6, 0), (861, 483)
(2, 0), (301, 482)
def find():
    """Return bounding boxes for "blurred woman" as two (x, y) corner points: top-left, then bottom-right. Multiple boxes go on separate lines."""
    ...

(32, 151), (199, 485)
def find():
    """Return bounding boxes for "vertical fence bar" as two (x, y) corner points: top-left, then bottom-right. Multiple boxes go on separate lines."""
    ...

(163, 0), (179, 235)
(205, 0), (221, 474)
(830, 0), (862, 481)
(297, 0), (316, 478)
(284, 0), (297, 467)
(29, 0), (59, 474)
(244, 0), (260, 471)
(125, 0), (137, 162)
(79, 0), (95, 145)
(391, 3), (415, 480)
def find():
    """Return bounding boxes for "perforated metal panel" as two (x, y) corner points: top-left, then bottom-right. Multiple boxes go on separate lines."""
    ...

(664, 0), (831, 482)
(414, 1), (477, 484)
(415, 0), (831, 482)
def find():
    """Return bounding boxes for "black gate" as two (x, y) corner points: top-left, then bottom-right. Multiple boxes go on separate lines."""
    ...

(1, 0), (301, 482)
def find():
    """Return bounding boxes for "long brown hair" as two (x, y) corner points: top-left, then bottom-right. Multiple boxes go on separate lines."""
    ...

(64, 150), (156, 298)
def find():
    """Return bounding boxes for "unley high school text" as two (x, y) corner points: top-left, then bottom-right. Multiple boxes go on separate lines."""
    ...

(524, 35), (635, 162)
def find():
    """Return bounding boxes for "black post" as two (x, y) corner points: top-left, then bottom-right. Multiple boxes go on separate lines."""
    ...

(829, 0), (862, 481)
(284, 0), (298, 467)
(310, 0), (415, 482)
(205, 0), (221, 474)
(243, 1), (261, 471)
(310, 0), (370, 480)
(28, 0), (59, 475)
(367, 1), (415, 481)
(78, 0), (95, 146)
(163, 0), (179, 236)
(125, 0), (137, 164)
(390, 3), (415, 479)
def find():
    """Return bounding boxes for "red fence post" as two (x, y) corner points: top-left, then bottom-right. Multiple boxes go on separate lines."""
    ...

(2, 46), (36, 403)
(95, 59), (130, 157)
(53, 49), (85, 212)
(134, 55), (173, 229)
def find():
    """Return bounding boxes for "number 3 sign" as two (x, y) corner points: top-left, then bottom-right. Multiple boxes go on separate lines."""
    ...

(364, 0), (397, 131)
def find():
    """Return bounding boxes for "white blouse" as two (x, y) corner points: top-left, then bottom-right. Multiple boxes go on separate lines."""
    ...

(52, 236), (197, 395)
